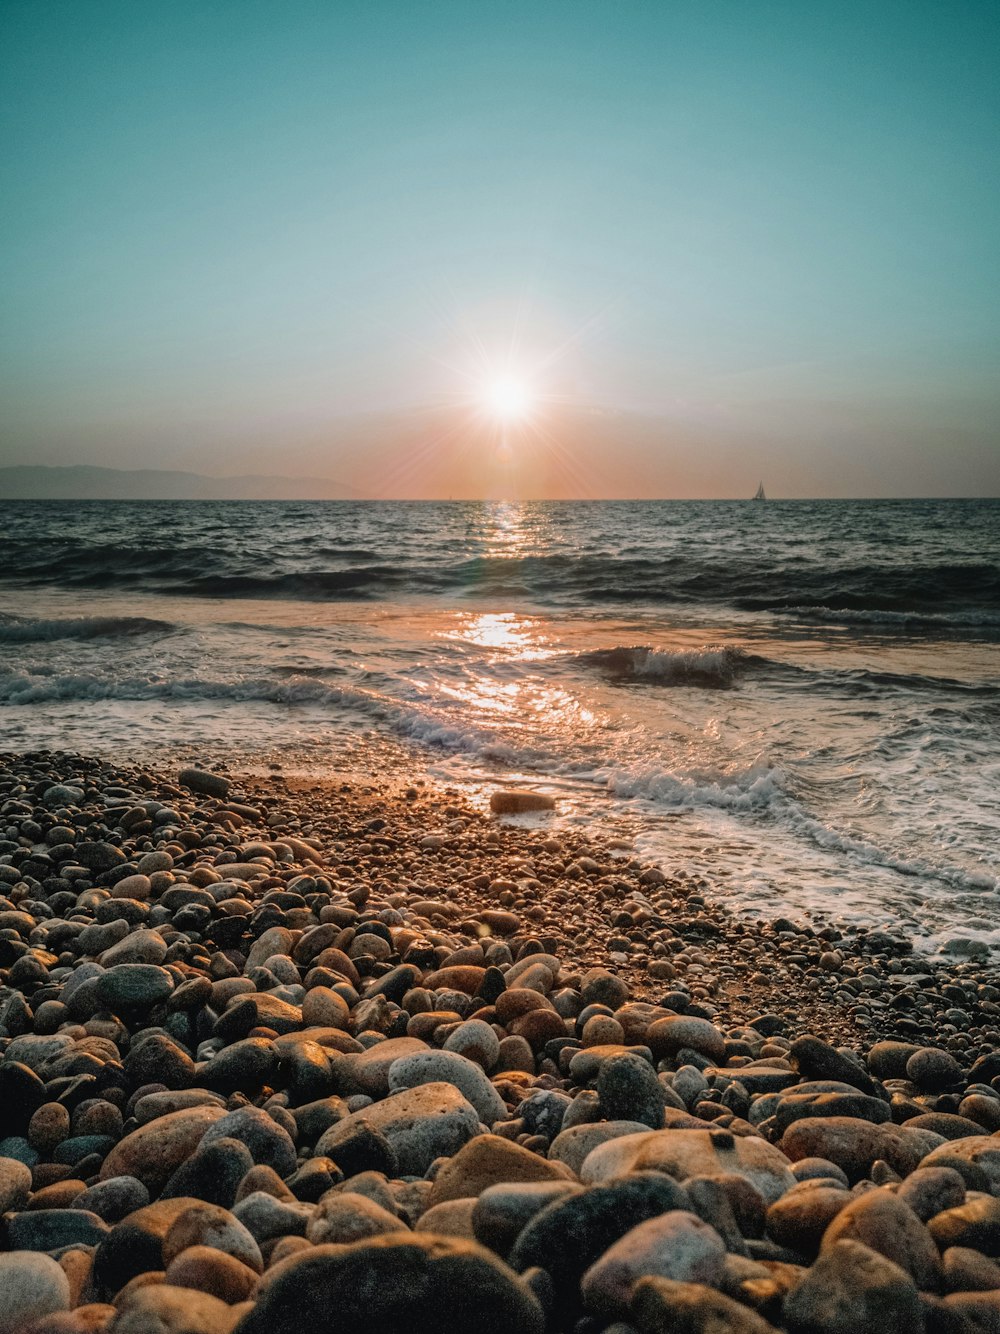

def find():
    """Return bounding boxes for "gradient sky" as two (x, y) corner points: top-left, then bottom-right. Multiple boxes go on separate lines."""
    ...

(1, 0), (998, 497)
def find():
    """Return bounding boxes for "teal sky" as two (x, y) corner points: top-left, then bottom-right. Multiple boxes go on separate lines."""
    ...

(1, 0), (998, 497)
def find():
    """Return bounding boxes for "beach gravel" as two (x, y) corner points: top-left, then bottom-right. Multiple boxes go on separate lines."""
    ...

(3, 749), (1000, 1331)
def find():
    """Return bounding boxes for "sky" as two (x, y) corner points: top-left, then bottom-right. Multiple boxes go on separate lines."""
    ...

(1, 0), (998, 498)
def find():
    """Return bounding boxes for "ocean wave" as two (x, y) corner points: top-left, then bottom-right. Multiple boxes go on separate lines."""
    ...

(2, 534), (997, 622)
(603, 760), (788, 810)
(605, 757), (1000, 895)
(0, 614), (176, 643)
(576, 645), (760, 688)
(777, 605), (1000, 630)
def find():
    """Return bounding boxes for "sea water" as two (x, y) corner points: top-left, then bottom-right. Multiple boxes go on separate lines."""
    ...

(1, 498), (997, 951)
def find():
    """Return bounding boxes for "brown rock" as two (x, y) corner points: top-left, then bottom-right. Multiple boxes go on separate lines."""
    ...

(99, 1106), (227, 1195)
(429, 1135), (574, 1206)
(489, 791), (555, 814)
(165, 1247), (259, 1304)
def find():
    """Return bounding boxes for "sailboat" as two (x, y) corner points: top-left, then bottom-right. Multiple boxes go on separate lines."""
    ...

(752, 481), (766, 501)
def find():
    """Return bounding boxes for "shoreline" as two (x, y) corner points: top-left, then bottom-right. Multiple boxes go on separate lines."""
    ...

(5, 748), (997, 1052)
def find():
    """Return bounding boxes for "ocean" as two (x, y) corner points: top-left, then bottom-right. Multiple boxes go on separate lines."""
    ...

(1, 498), (997, 952)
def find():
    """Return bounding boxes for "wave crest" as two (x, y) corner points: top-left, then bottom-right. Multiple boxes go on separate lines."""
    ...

(0, 614), (175, 643)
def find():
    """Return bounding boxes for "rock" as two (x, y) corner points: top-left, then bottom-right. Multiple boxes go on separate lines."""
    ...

(920, 1136), (1000, 1192)
(766, 1186), (851, 1255)
(895, 1166), (966, 1222)
(443, 1020), (501, 1070)
(162, 1138), (255, 1208)
(867, 1041), (923, 1081)
(581, 1210), (727, 1317)
(941, 1245), (1000, 1293)
(231, 1235), (544, 1334)
(306, 1191), (408, 1244)
(99, 1106), (226, 1194)
(125, 1033), (196, 1090)
(162, 1203), (264, 1273)
(780, 1116), (922, 1183)
(429, 1135), (572, 1206)
(631, 1276), (781, 1333)
(646, 1017), (726, 1064)
(94, 963), (174, 1009)
(549, 1121), (655, 1177)
(93, 1196), (205, 1295)
(489, 791), (554, 814)
(165, 1246), (260, 1305)
(5, 1208), (110, 1251)
(388, 1049), (507, 1125)
(316, 1083), (481, 1177)
(179, 768), (231, 798)
(597, 1053), (666, 1129)
(508, 1173), (691, 1309)
(580, 969), (630, 1010)
(231, 1192), (314, 1245)
(781, 1239), (922, 1332)
(928, 1194), (1000, 1254)
(581, 1128), (796, 1206)
(789, 1037), (881, 1097)
(0, 1155), (33, 1212)
(906, 1047), (962, 1091)
(200, 1107), (297, 1178)
(201, 1038), (279, 1094)
(75, 842), (126, 872)
(0, 1253), (71, 1334)
(820, 1188), (940, 1290)
(415, 1198), (477, 1238)
(472, 1182), (584, 1257)
(773, 1090), (891, 1133)
(72, 1175), (150, 1224)
(110, 1282), (238, 1332)
(318, 1121), (398, 1179)
(342, 1038), (428, 1097)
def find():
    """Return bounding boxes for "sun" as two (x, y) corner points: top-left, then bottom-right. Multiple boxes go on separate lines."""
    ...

(483, 375), (533, 423)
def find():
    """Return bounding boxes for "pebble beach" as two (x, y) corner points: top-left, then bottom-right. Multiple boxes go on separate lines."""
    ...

(2, 751), (1000, 1331)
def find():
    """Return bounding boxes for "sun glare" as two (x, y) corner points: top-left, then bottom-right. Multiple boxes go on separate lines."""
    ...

(483, 375), (533, 422)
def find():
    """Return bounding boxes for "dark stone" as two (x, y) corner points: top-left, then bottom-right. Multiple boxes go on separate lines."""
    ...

(232, 1235), (544, 1334)
(508, 1172), (690, 1309)
(93, 1195), (205, 1295)
(325, 1120), (399, 1179)
(178, 768), (230, 798)
(72, 1175), (150, 1223)
(5, 1207), (110, 1250)
(596, 1052), (665, 1129)
(0, 1062), (45, 1136)
(200, 1105), (297, 1177)
(789, 1036), (882, 1099)
(161, 1136), (255, 1207)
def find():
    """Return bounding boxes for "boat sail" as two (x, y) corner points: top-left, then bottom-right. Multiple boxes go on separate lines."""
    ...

(752, 481), (766, 501)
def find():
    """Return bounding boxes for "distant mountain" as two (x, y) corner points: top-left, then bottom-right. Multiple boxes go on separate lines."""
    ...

(0, 466), (364, 500)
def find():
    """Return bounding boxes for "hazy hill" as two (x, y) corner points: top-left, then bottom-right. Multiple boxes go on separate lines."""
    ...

(0, 466), (364, 501)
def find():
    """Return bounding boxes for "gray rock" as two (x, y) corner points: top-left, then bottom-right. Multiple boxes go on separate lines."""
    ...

(581, 1209), (727, 1317)
(388, 1049), (507, 1125)
(94, 962), (174, 1008)
(597, 1052), (666, 1129)
(0, 1252), (71, 1334)
(306, 1191), (409, 1244)
(178, 767), (230, 798)
(201, 1105), (297, 1178)
(317, 1083), (481, 1177)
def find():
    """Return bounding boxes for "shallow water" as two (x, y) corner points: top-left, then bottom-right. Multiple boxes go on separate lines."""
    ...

(1, 498), (998, 951)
